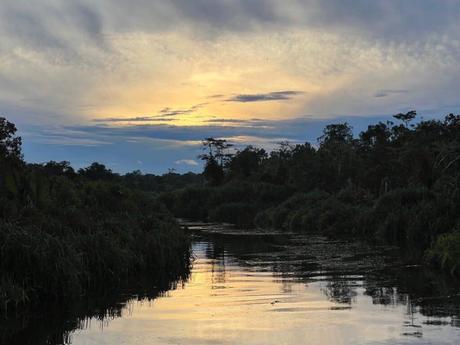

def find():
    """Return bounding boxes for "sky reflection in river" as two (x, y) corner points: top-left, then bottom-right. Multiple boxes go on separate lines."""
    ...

(70, 232), (460, 345)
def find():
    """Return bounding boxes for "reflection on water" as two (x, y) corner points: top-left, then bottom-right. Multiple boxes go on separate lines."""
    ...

(4, 224), (460, 345)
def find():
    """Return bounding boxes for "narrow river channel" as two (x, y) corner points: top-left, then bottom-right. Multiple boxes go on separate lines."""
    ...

(67, 223), (460, 345)
(5, 223), (460, 345)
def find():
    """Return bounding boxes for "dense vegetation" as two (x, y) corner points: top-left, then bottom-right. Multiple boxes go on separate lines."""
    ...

(0, 118), (191, 315)
(2, 109), (460, 318)
(163, 111), (460, 275)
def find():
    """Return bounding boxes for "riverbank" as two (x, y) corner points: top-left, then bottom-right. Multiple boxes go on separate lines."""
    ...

(161, 113), (460, 276)
(162, 182), (460, 275)
(3, 221), (460, 345)
(0, 118), (192, 317)
(0, 183), (191, 316)
(16, 225), (460, 345)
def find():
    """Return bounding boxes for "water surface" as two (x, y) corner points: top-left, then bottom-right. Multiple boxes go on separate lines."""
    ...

(5, 223), (460, 345)
(68, 224), (460, 345)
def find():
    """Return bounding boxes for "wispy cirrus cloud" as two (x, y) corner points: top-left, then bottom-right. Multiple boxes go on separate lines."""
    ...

(92, 103), (208, 123)
(158, 103), (208, 117)
(21, 110), (452, 174)
(226, 91), (304, 103)
(174, 159), (198, 166)
(3, 1), (460, 129)
(205, 118), (246, 123)
(203, 118), (267, 127)
(93, 116), (175, 123)
(27, 114), (397, 150)
(374, 89), (409, 98)
(4, 0), (460, 174)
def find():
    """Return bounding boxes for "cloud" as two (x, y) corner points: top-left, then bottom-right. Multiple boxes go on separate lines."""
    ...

(174, 159), (198, 166)
(203, 118), (267, 127)
(158, 103), (208, 117)
(4, 1), (456, 43)
(21, 127), (111, 146)
(374, 89), (409, 98)
(91, 103), (209, 123)
(0, 1), (107, 54)
(205, 118), (247, 123)
(93, 116), (175, 123)
(3, 1), (460, 128)
(2, 1), (456, 46)
(3, 0), (460, 174)
(21, 110), (453, 173)
(226, 91), (304, 103)
(36, 114), (399, 148)
(302, 1), (460, 43)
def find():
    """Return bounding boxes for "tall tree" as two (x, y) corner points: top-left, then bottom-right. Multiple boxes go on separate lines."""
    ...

(199, 138), (233, 184)
(317, 123), (357, 190)
(393, 110), (416, 128)
(228, 146), (267, 178)
(0, 117), (22, 162)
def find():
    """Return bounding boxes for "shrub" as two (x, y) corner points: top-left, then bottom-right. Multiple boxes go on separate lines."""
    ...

(426, 233), (460, 275)
(209, 202), (257, 227)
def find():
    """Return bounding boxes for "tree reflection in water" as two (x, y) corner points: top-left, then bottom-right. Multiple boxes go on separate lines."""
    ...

(2, 226), (460, 345)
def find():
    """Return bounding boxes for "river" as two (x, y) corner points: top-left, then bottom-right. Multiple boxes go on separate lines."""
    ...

(5, 223), (460, 345)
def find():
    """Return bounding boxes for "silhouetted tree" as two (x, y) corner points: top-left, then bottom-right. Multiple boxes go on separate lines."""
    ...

(317, 123), (358, 190)
(203, 156), (225, 185)
(199, 138), (233, 184)
(228, 146), (267, 178)
(0, 116), (192, 319)
(43, 161), (75, 177)
(0, 117), (22, 162)
(78, 162), (115, 180)
(394, 110), (416, 128)
(318, 123), (353, 146)
(199, 138), (234, 167)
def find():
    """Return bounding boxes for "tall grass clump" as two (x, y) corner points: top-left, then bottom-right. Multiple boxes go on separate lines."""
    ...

(426, 233), (460, 275)
(0, 164), (191, 315)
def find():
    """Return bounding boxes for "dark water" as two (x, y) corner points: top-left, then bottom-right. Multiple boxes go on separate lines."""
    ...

(3, 223), (460, 345)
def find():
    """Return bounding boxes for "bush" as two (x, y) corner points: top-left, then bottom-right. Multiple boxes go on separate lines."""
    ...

(160, 186), (210, 220)
(0, 174), (191, 315)
(209, 202), (257, 227)
(163, 182), (295, 226)
(355, 187), (456, 255)
(254, 191), (331, 231)
(426, 233), (460, 275)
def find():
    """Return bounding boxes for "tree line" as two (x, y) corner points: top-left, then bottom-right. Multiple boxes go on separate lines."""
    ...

(0, 117), (191, 317)
(163, 111), (460, 275)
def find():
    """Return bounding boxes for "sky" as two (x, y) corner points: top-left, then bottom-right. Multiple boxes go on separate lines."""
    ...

(2, 1), (460, 173)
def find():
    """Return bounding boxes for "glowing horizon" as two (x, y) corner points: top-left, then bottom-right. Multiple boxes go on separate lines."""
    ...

(2, 1), (460, 172)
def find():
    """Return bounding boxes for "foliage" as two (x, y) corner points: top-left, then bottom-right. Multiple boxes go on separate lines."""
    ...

(0, 117), (22, 162)
(0, 118), (191, 314)
(164, 110), (460, 275)
(427, 233), (460, 275)
(198, 137), (233, 185)
(209, 202), (257, 228)
(161, 181), (292, 226)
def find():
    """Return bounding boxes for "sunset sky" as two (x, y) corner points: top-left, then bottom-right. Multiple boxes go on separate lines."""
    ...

(2, 1), (460, 173)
